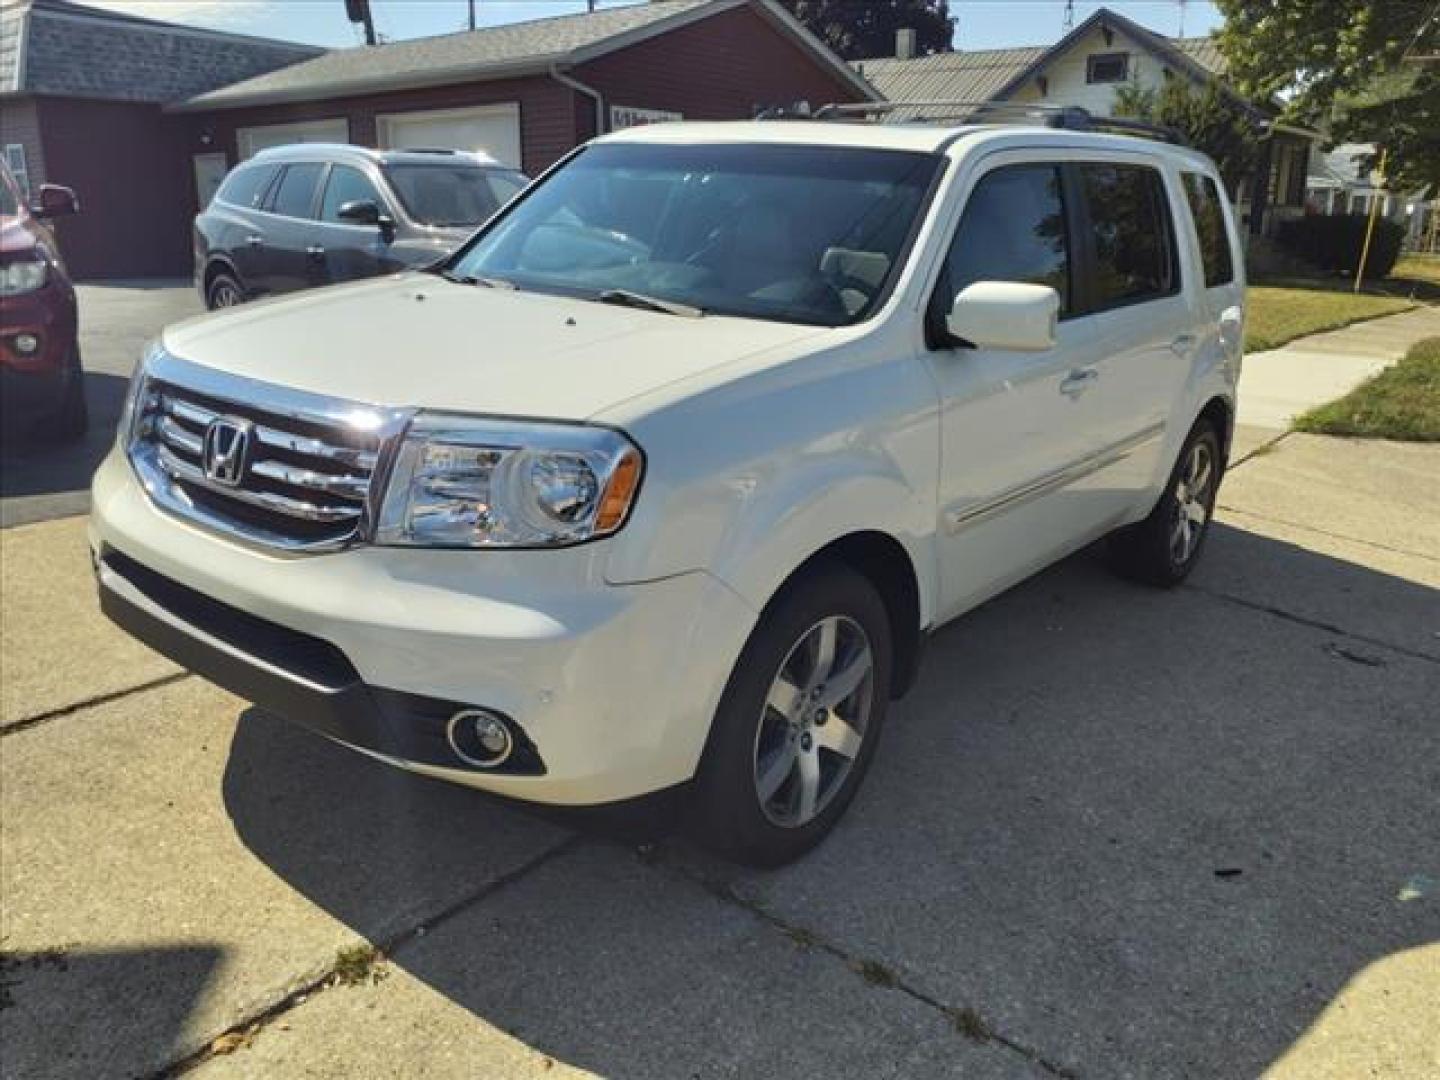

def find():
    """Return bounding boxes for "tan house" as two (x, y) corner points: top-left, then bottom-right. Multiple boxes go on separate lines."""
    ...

(856, 7), (1316, 240)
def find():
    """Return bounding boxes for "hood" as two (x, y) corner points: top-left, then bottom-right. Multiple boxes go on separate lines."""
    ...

(162, 274), (825, 420)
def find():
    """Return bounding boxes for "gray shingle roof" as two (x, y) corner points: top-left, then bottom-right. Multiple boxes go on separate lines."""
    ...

(178, 0), (725, 112)
(1, 0), (320, 103)
(856, 47), (1046, 118)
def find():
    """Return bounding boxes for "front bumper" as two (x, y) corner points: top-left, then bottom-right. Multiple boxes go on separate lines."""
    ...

(90, 450), (757, 805)
(0, 278), (77, 427)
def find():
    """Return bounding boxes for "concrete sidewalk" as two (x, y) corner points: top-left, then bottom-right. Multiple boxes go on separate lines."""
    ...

(1236, 304), (1440, 435)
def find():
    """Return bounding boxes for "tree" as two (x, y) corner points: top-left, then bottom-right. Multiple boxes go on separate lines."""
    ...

(1215, 0), (1440, 191)
(1113, 81), (1261, 198)
(777, 0), (953, 60)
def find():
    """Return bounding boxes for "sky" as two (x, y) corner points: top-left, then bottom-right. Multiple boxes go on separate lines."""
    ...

(80, 0), (1225, 50)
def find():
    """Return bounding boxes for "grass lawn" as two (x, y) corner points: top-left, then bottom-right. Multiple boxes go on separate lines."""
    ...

(1294, 337), (1440, 441)
(1245, 285), (1415, 352)
(1391, 254), (1440, 291)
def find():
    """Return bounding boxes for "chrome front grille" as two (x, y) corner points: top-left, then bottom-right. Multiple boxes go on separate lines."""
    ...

(128, 351), (411, 553)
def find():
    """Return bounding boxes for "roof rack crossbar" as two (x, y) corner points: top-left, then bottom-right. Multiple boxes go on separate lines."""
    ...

(808, 100), (1187, 145)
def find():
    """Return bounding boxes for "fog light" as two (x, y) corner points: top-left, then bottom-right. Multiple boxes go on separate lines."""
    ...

(11, 333), (40, 355)
(446, 708), (514, 768)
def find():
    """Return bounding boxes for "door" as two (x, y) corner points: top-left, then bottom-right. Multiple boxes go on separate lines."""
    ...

(237, 119), (349, 160)
(1071, 160), (1197, 506)
(309, 163), (398, 286)
(376, 104), (522, 168)
(192, 152), (229, 209)
(924, 158), (1113, 620)
(253, 162), (326, 295)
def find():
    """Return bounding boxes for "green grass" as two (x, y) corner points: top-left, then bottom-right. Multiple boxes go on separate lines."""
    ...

(1245, 285), (1415, 352)
(1294, 337), (1440, 441)
(1390, 254), (1440, 293)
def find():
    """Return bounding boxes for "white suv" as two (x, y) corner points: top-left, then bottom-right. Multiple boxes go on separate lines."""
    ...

(92, 115), (1244, 865)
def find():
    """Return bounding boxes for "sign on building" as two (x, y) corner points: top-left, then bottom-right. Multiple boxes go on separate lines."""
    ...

(610, 105), (683, 130)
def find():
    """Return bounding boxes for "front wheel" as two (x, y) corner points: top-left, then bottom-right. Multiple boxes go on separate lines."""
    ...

(1107, 419), (1222, 586)
(689, 563), (892, 867)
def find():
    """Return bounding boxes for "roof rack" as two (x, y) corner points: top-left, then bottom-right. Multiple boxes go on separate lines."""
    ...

(808, 101), (1188, 145)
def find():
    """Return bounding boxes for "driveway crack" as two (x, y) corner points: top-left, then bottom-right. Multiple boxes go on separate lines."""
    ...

(0, 672), (192, 738)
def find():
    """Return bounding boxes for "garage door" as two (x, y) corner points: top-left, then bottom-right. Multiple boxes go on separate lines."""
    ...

(376, 104), (522, 168)
(237, 118), (349, 160)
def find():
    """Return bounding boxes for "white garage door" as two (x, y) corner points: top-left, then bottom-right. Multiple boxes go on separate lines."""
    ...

(376, 104), (522, 168)
(237, 118), (349, 160)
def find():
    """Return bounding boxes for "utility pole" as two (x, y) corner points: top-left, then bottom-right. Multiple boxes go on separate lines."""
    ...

(468, 0), (476, 31)
(1178, 0), (1187, 38)
(1062, 0), (1074, 32)
(345, 0), (376, 46)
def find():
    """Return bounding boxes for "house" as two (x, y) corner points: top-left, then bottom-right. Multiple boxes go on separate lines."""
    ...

(856, 7), (1317, 240)
(0, 0), (322, 277)
(1, 0), (875, 278)
(1307, 143), (1436, 251)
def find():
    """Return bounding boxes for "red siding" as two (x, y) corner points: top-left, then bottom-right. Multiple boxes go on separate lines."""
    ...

(575, 4), (865, 140)
(36, 97), (194, 278)
(192, 76), (579, 178)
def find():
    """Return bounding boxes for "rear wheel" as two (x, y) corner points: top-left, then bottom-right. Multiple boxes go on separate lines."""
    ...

(1107, 419), (1221, 586)
(206, 270), (245, 311)
(40, 347), (87, 444)
(690, 563), (892, 866)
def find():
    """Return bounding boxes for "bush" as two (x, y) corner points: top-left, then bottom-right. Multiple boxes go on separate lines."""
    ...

(1276, 213), (1405, 278)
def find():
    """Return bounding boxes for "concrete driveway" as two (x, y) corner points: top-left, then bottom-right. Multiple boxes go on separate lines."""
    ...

(1, 288), (1436, 1078)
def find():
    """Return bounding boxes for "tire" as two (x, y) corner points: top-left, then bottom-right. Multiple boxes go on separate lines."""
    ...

(206, 270), (245, 311)
(39, 347), (88, 444)
(1107, 418), (1222, 587)
(689, 562), (893, 867)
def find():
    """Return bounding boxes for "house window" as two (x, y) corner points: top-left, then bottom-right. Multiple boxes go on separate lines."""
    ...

(1086, 52), (1129, 83)
(4, 145), (30, 200)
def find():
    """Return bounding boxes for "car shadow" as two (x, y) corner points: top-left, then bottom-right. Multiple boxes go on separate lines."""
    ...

(0, 371), (129, 526)
(219, 523), (1440, 1078)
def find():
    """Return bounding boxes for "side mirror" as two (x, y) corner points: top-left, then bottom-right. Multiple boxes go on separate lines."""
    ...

(945, 281), (1059, 351)
(32, 184), (79, 219)
(337, 199), (384, 226)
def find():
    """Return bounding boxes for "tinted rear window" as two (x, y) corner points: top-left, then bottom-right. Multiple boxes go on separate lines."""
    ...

(268, 163), (324, 219)
(217, 164), (278, 209)
(1182, 172), (1234, 287)
(383, 165), (522, 227)
(1079, 163), (1178, 309)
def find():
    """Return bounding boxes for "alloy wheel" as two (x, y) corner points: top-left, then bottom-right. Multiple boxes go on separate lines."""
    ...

(752, 615), (874, 828)
(1170, 440), (1214, 566)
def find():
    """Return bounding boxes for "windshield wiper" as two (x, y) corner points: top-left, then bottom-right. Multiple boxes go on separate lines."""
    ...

(436, 268), (515, 290)
(595, 289), (704, 318)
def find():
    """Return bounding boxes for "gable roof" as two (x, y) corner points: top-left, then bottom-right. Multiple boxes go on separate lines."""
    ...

(856, 47), (1046, 115)
(176, 0), (877, 113)
(1, 0), (320, 102)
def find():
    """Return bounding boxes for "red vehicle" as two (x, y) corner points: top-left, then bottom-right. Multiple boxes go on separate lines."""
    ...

(1, 160), (84, 441)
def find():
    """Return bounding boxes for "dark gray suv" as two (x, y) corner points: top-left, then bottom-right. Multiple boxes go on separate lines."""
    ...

(194, 144), (528, 310)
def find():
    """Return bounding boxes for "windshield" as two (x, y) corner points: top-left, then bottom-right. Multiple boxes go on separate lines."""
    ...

(447, 143), (943, 326)
(384, 164), (528, 227)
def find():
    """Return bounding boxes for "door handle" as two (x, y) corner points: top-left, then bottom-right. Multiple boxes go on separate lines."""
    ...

(1170, 332), (1197, 355)
(306, 245), (326, 258)
(1059, 368), (1098, 398)
(245, 234), (264, 247)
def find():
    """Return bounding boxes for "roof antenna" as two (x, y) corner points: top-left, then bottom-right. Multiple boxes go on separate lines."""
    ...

(1063, 0), (1074, 32)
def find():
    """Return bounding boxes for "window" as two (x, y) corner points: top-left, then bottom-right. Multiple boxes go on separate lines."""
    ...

(1086, 52), (1129, 83)
(485, 170), (528, 208)
(382, 165), (523, 227)
(321, 165), (383, 222)
(4, 144), (30, 201)
(450, 143), (942, 327)
(1079, 163), (1177, 308)
(1181, 173), (1234, 287)
(267, 163), (324, 219)
(934, 163), (1070, 326)
(216, 163), (278, 209)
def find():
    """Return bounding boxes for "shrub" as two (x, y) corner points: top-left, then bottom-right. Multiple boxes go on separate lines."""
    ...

(1276, 213), (1405, 278)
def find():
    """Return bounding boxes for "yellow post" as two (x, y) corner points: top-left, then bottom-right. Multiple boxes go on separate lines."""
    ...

(1354, 147), (1388, 293)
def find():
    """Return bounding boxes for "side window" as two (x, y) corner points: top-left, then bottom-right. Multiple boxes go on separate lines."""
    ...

(1079, 163), (1178, 309)
(216, 164), (277, 209)
(1181, 172), (1234, 288)
(266, 163), (324, 219)
(486, 170), (528, 208)
(321, 165), (383, 222)
(934, 163), (1070, 328)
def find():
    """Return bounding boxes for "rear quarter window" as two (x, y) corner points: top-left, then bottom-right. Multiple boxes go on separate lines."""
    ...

(1079, 163), (1179, 310)
(216, 164), (278, 209)
(1181, 172), (1234, 287)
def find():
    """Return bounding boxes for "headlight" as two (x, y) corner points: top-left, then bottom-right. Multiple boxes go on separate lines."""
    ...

(115, 343), (158, 449)
(376, 414), (644, 548)
(0, 255), (48, 297)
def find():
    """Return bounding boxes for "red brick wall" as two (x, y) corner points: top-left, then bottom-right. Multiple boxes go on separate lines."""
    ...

(575, 4), (865, 140)
(36, 97), (195, 279)
(190, 75), (579, 178)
